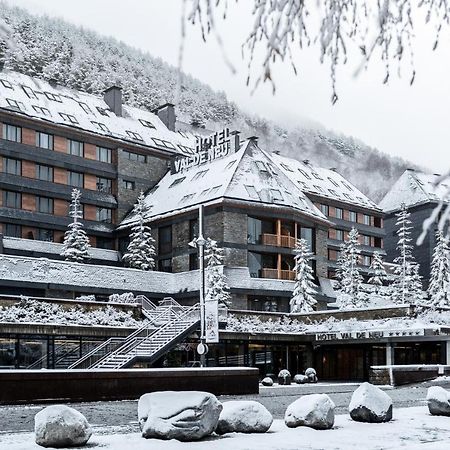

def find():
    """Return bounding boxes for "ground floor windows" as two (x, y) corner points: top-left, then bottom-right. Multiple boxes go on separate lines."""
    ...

(247, 295), (290, 312)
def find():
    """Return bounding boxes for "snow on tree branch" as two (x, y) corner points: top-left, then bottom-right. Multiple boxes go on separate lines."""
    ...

(186, 0), (450, 101)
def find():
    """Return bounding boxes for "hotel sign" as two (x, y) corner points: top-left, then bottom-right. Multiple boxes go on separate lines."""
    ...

(315, 329), (425, 342)
(172, 128), (232, 174)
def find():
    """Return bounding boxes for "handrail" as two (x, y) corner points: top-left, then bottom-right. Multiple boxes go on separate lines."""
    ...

(28, 341), (79, 370)
(68, 337), (125, 369)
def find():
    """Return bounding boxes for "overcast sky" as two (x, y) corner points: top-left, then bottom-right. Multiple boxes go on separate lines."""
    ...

(7, 0), (450, 172)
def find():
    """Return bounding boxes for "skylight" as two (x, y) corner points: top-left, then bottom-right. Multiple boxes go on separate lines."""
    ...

(341, 181), (353, 191)
(97, 106), (109, 116)
(270, 189), (284, 201)
(280, 162), (294, 172)
(209, 185), (221, 195)
(79, 102), (92, 114)
(225, 160), (236, 170)
(179, 193), (195, 204)
(139, 119), (155, 129)
(192, 170), (209, 181)
(91, 121), (110, 132)
(328, 177), (340, 187)
(245, 185), (259, 199)
(169, 177), (185, 188)
(44, 92), (62, 102)
(22, 86), (37, 99)
(0, 79), (13, 89)
(32, 105), (51, 116)
(298, 169), (311, 179)
(6, 98), (24, 111)
(312, 172), (322, 180)
(126, 130), (143, 141)
(152, 138), (176, 149)
(59, 112), (78, 124)
(255, 161), (269, 173)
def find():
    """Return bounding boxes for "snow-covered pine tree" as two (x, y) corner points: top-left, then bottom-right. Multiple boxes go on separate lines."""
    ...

(392, 203), (422, 304)
(122, 192), (155, 271)
(290, 238), (317, 313)
(61, 188), (91, 263)
(428, 231), (450, 307)
(336, 227), (365, 309)
(368, 251), (387, 294)
(204, 238), (231, 307)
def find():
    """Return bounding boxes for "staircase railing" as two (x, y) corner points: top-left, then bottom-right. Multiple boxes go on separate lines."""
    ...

(27, 341), (79, 370)
(92, 303), (200, 369)
(68, 337), (126, 369)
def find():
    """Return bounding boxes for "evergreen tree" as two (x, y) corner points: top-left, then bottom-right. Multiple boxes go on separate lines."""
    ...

(368, 251), (387, 294)
(122, 192), (155, 271)
(392, 203), (422, 303)
(204, 238), (231, 307)
(428, 231), (450, 307)
(290, 238), (317, 313)
(336, 227), (366, 309)
(61, 189), (91, 263)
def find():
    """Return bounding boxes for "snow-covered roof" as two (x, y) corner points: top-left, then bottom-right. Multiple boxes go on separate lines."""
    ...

(0, 70), (195, 155)
(379, 169), (450, 212)
(271, 153), (380, 211)
(120, 140), (328, 227)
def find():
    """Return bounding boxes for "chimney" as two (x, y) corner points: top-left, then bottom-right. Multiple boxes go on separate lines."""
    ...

(103, 86), (123, 117)
(303, 159), (310, 165)
(154, 103), (176, 131)
(273, 150), (280, 155)
(248, 136), (259, 142)
(230, 130), (240, 153)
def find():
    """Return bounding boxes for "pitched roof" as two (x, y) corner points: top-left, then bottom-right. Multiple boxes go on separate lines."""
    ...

(271, 153), (380, 211)
(119, 140), (328, 227)
(0, 70), (195, 155)
(379, 169), (450, 212)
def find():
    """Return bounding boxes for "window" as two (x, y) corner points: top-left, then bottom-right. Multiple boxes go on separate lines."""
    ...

(3, 191), (21, 209)
(78, 102), (92, 114)
(97, 237), (114, 250)
(152, 138), (175, 149)
(374, 216), (382, 228)
(36, 132), (54, 150)
(139, 119), (155, 129)
(158, 258), (172, 273)
(159, 226), (172, 255)
(96, 177), (112, 193)
(189, 253), (198, 270)
(320, 204), (329, 216)
(312, 172), (322, 180)
(209, 186), (221, 196)
(91, 121), (110, 133)
(245, 185), (259, 199)
(335, 207), (343, 219)
(363, 255), (371, 266)
(68, 171), (84, 188)
(37, 197), (54, 214)
(191, 170), (209, 180)
(37, 229), (54, 242)
(313, 185), (324, 193)
(300, 227), (314, 251)
(341, 181), (353, 191)
(96, 207), (112, 223)
(22, 86), (37, 99)
(362, 235), (371, 246)
(4, 223), (21, 237)
(36, 164), (53, 182)
(44, 92), (62, 102)
(328, 177), (339, 187)
(122, 180), (135, 190)
(96, 146), (112, 163)
(6, 98), (25, 111)
(343, 192), (353, 201)
(280, 162), (294, 172)
(189, 219), (199, 241)
(336, 229), (344, 241)
(59, 113), (78, 124)
(169, 177), (186, 188)
(3, 124), (21, 142)
(349, 211), (357, 222)
(96, 106), (109, 116)
(328, 189), (338, 196)
(126, 130), (143, 141)
(363, 214), (371, 225)
(68, 140), (84, 157)
(0, 79), (13, 89)
(255, 161), (269, 172)
(225, 160), (236, 170)
(32, 105), (51, 116)
(180, 193), (195, 204)
(270, 189), (283, 201)
(3, 158), (21, 176)
(298, 169), (311, 179)
(123, 150), (146, 163)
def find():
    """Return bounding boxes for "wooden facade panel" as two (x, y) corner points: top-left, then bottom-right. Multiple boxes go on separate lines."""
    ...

(54, 167), (67, 185)
(54, 136), (67, 153)
(22, 194), (36, 211)
(84, 204), (96, 221)
(84, 174), (97, 190)
(84, 143), (96, 160)
(54, 199), (68, 217)
(22, 128), (35, 146)
(22, 160), (36, 179)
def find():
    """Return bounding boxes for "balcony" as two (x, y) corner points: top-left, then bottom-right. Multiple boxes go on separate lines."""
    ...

(261, 268), (295, 281)
(261, 233), (296, 249)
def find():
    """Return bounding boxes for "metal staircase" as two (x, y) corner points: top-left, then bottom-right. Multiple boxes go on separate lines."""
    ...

(68, 298), (200, 370)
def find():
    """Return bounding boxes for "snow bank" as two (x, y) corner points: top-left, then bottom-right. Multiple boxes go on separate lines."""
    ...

(426, 386), (450, 416)
(216, 401), (273, 434)
(34, 405), (92, 448)
(349, 383), (393, 423)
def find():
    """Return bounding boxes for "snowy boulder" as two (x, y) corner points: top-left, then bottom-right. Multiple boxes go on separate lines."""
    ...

(35, 405), (92, 448)
(349, 383), (393, 423)
(138, 391), (222, 441)
(426, 386), (450, 416)
(305, 368), (318, 383)
(294, 374), (309, 384)
(285, 394), (335, 430)
(278, 369), (291, 385)
(261, 376), (273, 386)
(216, 401), (273, 434)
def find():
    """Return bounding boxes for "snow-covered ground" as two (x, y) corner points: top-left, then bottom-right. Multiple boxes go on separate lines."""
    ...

(0, 406), (448, 450)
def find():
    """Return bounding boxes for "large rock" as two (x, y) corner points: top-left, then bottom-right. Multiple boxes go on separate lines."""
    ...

(216, 401), (273, 434)
(427, 386), (450, 416)
(285, 394), (335, 430)
(305, 368), (318, 383)
(261, 376), (273, 386)
(138, 391), (222, 441)
(293, 374), (309, 384)
(349, 382), (393, 423)
(278, 369), (291, 385)
(35, 405), (92, 448)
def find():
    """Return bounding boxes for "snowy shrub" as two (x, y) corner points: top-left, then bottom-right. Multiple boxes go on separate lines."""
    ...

(75, 294), (96, 302)
(0, 298), (146, 327)
(108, 292), (136, 304)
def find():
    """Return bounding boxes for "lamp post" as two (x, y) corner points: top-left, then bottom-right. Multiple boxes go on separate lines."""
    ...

(189, 205), (207, 367)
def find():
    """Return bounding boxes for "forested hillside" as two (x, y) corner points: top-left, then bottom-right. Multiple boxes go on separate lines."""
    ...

(0, 4), (416, 201)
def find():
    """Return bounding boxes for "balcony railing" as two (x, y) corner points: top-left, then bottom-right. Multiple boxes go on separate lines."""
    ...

(261, 233), (296, 248)
(261, 268), (296, 281)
